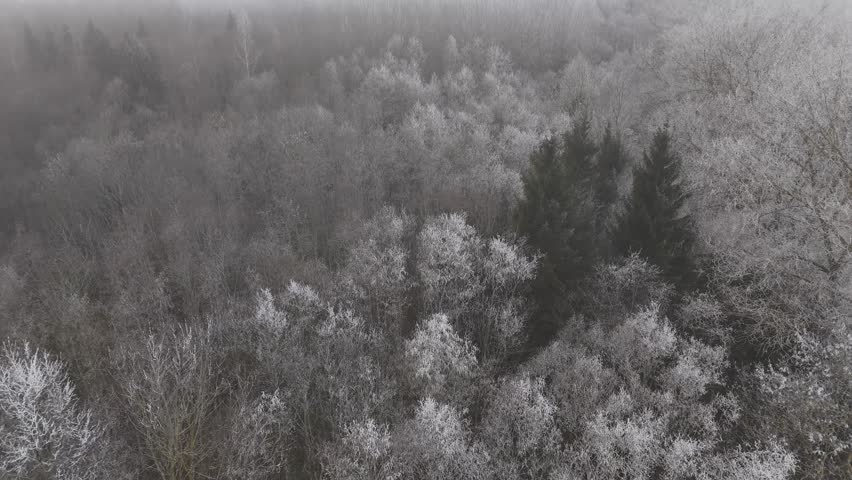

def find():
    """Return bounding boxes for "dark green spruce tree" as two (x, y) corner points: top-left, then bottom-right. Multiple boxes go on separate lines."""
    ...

(22, 23), (44, 72)
(558, 114), (600, 269)
(595, 123), (627, 208)
(84, 20), (118, 78)
(60, 25), (74, 68)
(136, 19), (149, 38)
(594, 123), (629, 258)
(226, 11), (237, 33)
(516, 115), (599, 344)
(118, 33), (165, 106)
(614, 126), (697, 289)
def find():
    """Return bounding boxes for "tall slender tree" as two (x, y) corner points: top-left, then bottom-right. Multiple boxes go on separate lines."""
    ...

(83, 20), (117, 78)
(60, 24), (74, 69)
(226, 11), (237, 33)
(43, 30), (59, 71)
(559, 113), (600, 269)
(118, 33), (165, 106)
(595, 123), (630, 258)
(234, 9), (258, 79)
(136, 19), (148, 38)
(516, 115), (599, 343)
(22, 23), (43, 72)
(614, 126), (697, 288)
(595, 123), (627, 208)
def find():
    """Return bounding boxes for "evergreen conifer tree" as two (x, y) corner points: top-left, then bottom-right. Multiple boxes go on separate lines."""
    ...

(22, 23), (43, 72)
(43, 30), (59, 71)
(595, 123), (630, 258)
(83, 20), (117, 78)
(118, 33), (165, 105)
(136, 19), (148, 38)
(558, 113), (600, 269)
(60, 25), (74, 68)
(614, 126), (697, 288)
(516, 115), (599, 343)
(226, 11), (237, 32)
(595, 123), (627, 208)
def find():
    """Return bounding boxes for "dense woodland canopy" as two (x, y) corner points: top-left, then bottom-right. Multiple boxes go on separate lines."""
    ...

(0, 0), (850, 479)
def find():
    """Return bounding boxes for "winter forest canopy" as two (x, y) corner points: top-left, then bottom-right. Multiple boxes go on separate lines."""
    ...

(0, 0), (850, 478)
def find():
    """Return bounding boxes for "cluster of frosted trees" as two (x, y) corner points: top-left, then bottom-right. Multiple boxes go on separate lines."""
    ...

(1, 210), (800, 479)
(1, 1), (849, 479)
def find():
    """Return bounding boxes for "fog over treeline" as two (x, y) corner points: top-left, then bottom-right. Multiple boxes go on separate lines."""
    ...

(0, 1), (849, 479)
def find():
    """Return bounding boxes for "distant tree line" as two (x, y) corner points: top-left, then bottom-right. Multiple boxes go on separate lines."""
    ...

(0, 1), (848, 479)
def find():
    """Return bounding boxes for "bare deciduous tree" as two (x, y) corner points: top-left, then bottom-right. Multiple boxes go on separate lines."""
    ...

(116, 328), (223, 480)
(234, 9), (259, 79)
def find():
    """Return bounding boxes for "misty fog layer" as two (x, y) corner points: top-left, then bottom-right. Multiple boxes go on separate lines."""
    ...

(0, 1), (849, 479)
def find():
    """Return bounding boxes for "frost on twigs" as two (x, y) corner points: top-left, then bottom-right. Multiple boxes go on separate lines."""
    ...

(745, 326), (852, 479)
(282, 280), (324, 322)
(222, 389), (291, 480)
(393, 398), (490, 480)
(253, 287), (287, 333)
(480, 375), (560, 478)
(531, 302), (796, 479)
(417, 213), (536, 360)
(588, 254), (674, 328)
(340, 207), (414, 331)
(417, 213), (482, 314)
(323, 418), (399, 480)
(0, 343), (103, 479)
(405, 313), (477, 397)
(116, 327), (223, 480)
(483, 237), (536, 286)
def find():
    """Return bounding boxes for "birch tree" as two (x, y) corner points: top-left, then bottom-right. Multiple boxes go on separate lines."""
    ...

(234, 9), (258, 79)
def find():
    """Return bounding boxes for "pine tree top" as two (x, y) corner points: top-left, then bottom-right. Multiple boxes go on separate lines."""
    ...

(614, 125), (696, 289)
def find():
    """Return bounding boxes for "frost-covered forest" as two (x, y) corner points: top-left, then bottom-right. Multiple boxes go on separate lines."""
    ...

(0, 0), (850, 479)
